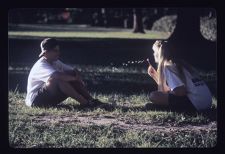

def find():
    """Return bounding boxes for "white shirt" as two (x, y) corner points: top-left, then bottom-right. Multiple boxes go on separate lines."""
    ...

(164, 64), (212, 111)
(25, 57), (73, 107)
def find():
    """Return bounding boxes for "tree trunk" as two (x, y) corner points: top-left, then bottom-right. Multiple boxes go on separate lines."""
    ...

(133, 8), (145, 33)
(168, 8), (216, 70)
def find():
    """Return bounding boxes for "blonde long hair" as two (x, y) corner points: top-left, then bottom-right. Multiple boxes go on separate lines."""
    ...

(153, 40), (198, 91)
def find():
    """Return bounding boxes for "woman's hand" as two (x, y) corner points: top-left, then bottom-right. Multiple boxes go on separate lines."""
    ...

(148, 65), (158, 84)
(148, 65), (157, 77)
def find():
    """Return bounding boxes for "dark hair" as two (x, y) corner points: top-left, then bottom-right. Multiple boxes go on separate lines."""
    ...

(41, 38), (58, 51)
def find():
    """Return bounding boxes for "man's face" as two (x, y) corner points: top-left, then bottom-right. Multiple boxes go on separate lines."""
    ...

(46, 45), (60, 61)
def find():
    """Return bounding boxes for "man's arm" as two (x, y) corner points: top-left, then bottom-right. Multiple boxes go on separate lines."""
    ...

(63, 69), (85, 85)
(73, 68), (81, 76)
(63, 68), (80, 77)
(50, 71), (77, 81)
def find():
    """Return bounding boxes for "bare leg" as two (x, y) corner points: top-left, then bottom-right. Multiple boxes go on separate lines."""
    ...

(149, 91), (169, 106)
(64, 70), (93, 101)
(46, 78), (89, 105)
(70, 81), (93, 101)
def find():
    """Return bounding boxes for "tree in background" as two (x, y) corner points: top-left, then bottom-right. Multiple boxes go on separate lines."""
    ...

(132, 8), (145, 33)
(168, 8), (216, 70)
(8, 8), (168, 29)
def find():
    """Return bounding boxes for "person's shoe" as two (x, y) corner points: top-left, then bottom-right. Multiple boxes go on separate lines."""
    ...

(144, 103), (160, 110)
(91, 99), (106, 107)
(79, 101), (95, 108)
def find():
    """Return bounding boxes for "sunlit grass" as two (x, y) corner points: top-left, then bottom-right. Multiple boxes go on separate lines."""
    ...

(8, 63), (217, 148)
(8, 30), (169, 40)
(9, 89), (217, 148)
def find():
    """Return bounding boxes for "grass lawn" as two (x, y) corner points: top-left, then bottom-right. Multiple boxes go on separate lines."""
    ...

(8, 25), (217, 148)
(8, 24), (169, 40)
(8, 65), (217, 148)
(8, 91), (217, 148)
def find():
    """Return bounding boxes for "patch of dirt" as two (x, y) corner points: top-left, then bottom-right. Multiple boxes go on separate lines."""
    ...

(32, 114), (217, 133)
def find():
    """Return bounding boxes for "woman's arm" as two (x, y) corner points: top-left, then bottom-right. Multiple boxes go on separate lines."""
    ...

(158, 83), (171, 93)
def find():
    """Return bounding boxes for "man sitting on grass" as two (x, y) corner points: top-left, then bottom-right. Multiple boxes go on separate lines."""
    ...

(25, 38), (103, 108)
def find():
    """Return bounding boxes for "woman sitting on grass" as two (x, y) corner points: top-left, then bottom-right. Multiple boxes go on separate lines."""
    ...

(146, 40), (212, 112)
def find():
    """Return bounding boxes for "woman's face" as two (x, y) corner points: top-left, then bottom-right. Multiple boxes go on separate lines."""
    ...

(152, 43), (160, 63)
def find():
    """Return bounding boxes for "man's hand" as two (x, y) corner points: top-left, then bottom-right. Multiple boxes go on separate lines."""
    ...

(76, 74), (85, 86)
(72, 69), (86, 86)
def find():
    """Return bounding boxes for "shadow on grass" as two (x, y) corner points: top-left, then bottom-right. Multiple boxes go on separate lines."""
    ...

(54, 102), (217, 122)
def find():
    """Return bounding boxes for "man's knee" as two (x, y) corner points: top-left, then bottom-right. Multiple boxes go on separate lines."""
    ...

(46, 78), (67, 95)
(47, 77), (59, 86)
(64, 70), (76, 76)
(46, 77), (67, 90)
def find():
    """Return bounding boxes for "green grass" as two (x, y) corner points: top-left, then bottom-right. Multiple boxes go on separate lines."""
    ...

(8, 24), (169, 39)
(9, 90), (217, 148)
(8, 31), (169, 40)
(8, 64), (217, 148)
(8, 24), (217, 148)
